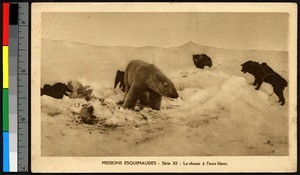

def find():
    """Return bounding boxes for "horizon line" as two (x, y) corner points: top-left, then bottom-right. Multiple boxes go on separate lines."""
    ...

(41, 38), (288, 52)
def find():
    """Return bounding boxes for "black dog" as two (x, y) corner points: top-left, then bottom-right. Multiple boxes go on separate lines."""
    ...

(241, 60), (287, 106)
(193, 54), (212, 69)
(114, 70), (125, 92)
(41, 82), (72, 99)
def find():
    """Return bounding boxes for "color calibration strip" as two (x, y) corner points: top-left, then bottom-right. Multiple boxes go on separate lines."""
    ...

(3, 2), (21, 172)
(9, 3), (19, 172)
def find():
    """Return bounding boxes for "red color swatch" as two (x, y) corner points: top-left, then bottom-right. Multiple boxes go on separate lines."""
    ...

(3, 3), (9, 46)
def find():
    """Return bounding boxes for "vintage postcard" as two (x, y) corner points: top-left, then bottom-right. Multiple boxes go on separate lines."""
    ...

(31, 3), (297, 173)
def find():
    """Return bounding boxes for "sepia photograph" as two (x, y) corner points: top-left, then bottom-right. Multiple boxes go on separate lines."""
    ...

(31, 3), (297, 173)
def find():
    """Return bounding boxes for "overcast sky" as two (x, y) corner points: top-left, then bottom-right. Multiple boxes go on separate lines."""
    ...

(42, 12), (288, 51)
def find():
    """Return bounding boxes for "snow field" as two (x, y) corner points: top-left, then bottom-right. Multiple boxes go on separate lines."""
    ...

(41, 39), (288, 156)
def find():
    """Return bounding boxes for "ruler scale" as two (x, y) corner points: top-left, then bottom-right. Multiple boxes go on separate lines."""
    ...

(17, 2), (29, 172)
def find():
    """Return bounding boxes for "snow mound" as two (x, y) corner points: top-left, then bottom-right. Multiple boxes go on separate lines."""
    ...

(41, 87), (169, 130)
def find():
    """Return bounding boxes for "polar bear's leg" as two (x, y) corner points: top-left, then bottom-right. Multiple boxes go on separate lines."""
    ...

(140, 92), (149, 106)
(123, 85), (130, 101)
(123, 83), (143, 109)
(149, 91), (162, 110)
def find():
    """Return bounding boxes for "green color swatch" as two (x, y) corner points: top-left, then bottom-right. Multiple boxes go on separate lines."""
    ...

(3, 88), (9, 131)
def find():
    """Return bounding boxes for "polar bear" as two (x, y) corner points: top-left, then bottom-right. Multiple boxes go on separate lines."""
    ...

(123, 60), (178, 110)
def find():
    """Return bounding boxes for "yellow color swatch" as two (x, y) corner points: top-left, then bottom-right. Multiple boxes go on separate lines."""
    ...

(3, 46), (9, 88)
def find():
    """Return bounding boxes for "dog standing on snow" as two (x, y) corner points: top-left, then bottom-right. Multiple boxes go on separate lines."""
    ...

(193, 54), (213, 69)
(114, 70), (125, 92)
(241, 60), (287, 106)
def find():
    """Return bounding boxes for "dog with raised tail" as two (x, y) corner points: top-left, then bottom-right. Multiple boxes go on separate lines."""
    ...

(241, 60), (287, 106)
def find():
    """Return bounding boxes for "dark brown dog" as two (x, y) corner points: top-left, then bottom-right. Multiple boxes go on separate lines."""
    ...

(241, 60), (287, 106)
(41, 82), (72, 99)
(193, 54), (212, 69)
(114, 70), (125, 92)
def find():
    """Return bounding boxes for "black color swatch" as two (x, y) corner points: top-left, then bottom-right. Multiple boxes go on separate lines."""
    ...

(9, 3), (19, 25)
